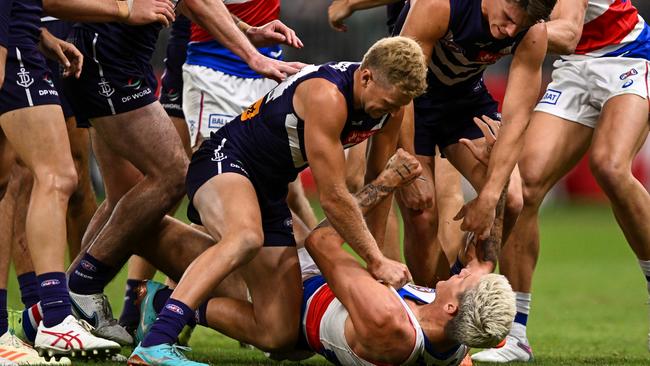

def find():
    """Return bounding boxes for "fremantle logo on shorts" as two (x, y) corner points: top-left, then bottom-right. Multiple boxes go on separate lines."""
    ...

(16, 68), (34, 88)
(211, 138), (228, 162)
(98, 79), (115, 98)
(540, 89), (561, 105)
(41, 279), (61, 287)
(165, 304), (184, 315)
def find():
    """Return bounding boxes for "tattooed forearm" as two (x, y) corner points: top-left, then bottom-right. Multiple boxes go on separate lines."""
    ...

(477, 181), (508, 264)
(358, 183), (395, 209)
(315, 181), (396, 230)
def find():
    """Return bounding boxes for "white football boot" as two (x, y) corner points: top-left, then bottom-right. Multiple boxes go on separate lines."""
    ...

(0, 331), (70, 365)
(69, 292), (133, 345)
(34, 315), (120, 359)
(471, 324), (533, 363)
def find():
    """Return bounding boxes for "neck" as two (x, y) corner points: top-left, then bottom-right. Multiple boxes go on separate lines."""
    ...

(352, 68), (362, 110)
(407, 300), (460, 353)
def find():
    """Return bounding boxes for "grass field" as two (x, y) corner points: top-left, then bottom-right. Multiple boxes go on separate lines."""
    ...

(5, 202), (650, 365)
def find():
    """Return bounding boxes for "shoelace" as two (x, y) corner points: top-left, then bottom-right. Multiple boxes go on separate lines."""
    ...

(93, 294), (119, 326)
(168, 345), (192, 360)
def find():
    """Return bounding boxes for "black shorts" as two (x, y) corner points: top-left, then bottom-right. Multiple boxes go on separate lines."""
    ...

(413, 81), (500, 156)
(159, 43), (186, 119)
(42, 20), (75, 119)
(63, 27), (157, 126)
(185, 130), (296, 247)
(0, 45), (60, 116)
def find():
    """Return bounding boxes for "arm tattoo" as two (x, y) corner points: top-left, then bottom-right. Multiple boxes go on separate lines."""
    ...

(315, 181), (396, 229)
(358, 183), (394, 209)
(477, 181), (508, 264)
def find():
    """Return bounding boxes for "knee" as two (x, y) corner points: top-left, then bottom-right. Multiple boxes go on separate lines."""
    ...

(157, 156), (188, 203)
(257, 326), (299, 352)
(33, 164), (78, 199)
(589, 152), (630, 190)
(520, 169), (549, 209)
(231, 228), (264, 263)
(505, 187), (523, 218)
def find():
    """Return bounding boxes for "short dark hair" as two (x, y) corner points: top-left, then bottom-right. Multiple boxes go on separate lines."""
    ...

(514, 0), (557, 22)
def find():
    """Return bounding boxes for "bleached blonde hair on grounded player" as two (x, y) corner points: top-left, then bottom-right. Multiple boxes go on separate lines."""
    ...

(360, 36), (428, 99)
(445, 273), (516, 348)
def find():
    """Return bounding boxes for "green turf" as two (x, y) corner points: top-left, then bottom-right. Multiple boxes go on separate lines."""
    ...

(5, 202), (650, 365)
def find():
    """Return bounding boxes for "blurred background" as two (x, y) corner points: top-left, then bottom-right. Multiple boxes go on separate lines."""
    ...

(143, 1), (650, 203)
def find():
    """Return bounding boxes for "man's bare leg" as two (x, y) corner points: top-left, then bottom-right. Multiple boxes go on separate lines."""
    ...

(9, 162), (41, 310)
(0, 105), (77, 329)
(65, 117), (97, 261)
(0, 137), (14, 337)
(287, 179), (318, 229)
(473, 112), (592, 362)
(137, 173), (301, 353)
(589, 95), (650, 350)
(590, 95), (650, 260)
(398, 155), (442, 285)
(434, 153), (464, 261)
(68, 103), (186, 275)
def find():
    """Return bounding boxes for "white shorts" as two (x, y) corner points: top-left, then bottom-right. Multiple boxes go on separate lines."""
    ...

(182, 64), (277, 147)
(535, 57), (650, 128)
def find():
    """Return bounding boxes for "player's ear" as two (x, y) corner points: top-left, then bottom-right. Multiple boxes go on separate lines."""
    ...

(361, 68), (372, 87)
(444, 302), (459, 316)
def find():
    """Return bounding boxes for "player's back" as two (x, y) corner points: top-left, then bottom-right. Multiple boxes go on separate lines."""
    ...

(214, 62), (392, 183)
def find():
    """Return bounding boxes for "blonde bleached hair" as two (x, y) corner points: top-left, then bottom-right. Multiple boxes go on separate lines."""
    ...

(360, 36), (428, 99)
(445, 273), (516, 348)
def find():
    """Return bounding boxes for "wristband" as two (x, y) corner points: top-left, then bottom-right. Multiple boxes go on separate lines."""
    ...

(116, 0), (130, 20)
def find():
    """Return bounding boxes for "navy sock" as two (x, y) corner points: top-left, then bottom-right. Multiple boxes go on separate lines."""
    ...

(141, 299), (194, 347)
(194, 302), (208, 327)
(514, 312), (528, 326)
(151, 289), (207, 327)
(0, 289), (7, 335)
(153, 287), (174, 314)
(118, 279), (144, 326)
(18, 272), (40, 308)
(37, 272), (72, 327)
(68, 253), (116, 295)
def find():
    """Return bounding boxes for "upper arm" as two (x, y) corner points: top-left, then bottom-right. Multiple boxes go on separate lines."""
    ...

(546, 0), (587, 54)
(295, 79), (349, 203)
(304, 228), (415, 362)
(399, 0), (450, 64)
(503, 23), (547, 122)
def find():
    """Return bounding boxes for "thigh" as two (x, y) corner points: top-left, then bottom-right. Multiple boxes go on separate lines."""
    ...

(91, 102), (187, 176)
(192, 172), (263, 241)
(592, 94), (649, 163)
(519, 111), (593, 189)
(241, 246), (302, 327)
(0, 105), (74, 175)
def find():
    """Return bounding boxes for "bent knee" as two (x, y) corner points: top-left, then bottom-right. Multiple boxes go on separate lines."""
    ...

(589, 153), (631, 188)
(505, 189), (523, 217)
(256, 327), (299, 352)
(33, 166), (78, 198)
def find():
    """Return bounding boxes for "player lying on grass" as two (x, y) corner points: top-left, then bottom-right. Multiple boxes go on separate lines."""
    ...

(130, 147), (516, 365)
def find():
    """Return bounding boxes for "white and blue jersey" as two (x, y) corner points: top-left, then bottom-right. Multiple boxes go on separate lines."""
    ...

(568, 0), (650, 60)
(300, 275), (467, 365)
(186, 0), (282, 79)
(185, 62), (391, 246)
